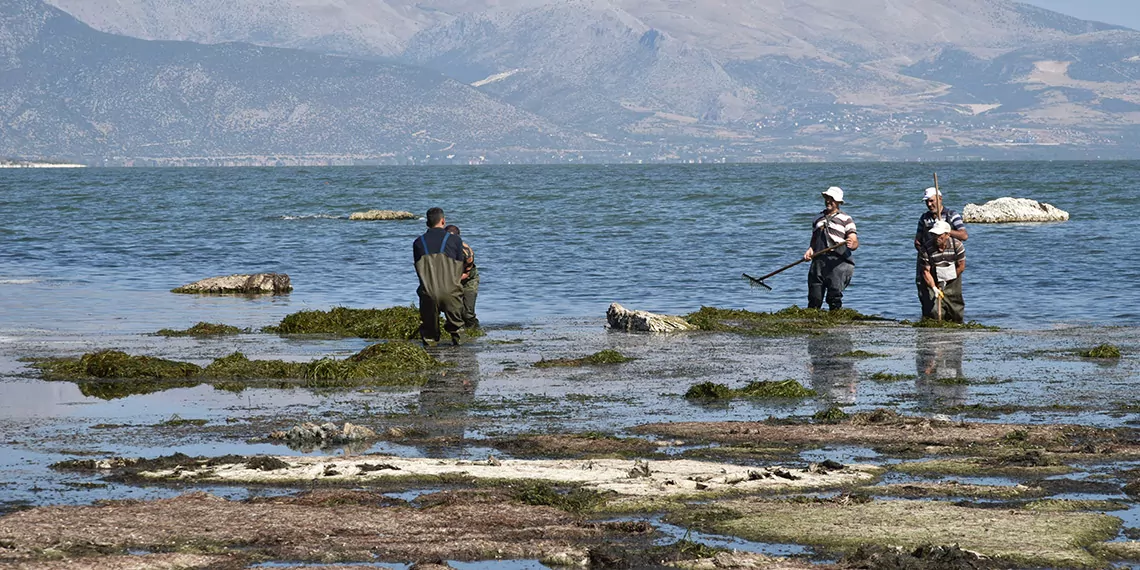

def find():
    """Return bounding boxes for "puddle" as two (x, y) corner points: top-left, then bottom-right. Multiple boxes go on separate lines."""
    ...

(651, 517), (813, 557)
(800, 446), (881, 464)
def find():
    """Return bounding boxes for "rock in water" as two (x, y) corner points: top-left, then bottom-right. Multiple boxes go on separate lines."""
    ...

(172, 273), (292, 294)
(607, 302), (696, 333)
(349, 210), (417, 220)
(962, 198), (1069, 223)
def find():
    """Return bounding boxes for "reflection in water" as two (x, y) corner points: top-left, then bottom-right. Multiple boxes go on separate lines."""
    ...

(915, 331), (967, 407)
(807, 332), (857, 408)
(415, 348), (480, 455)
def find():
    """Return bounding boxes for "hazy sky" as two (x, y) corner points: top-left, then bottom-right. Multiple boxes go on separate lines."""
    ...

(1021, 0), (1140, 30)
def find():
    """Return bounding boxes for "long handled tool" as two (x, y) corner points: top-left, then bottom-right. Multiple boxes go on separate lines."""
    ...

(933, 172), (944, 321)
(743, 242), (846, 290)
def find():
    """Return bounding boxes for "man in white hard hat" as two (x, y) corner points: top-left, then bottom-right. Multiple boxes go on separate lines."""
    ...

(914, 186), (967, 312)
(918, 220), (966, 322)
(804, 186), (858, 311)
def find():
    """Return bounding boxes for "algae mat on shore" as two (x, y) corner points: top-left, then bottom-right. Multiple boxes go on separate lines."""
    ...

(30, 342), (442, 397)
(676, 498), (1120, 568)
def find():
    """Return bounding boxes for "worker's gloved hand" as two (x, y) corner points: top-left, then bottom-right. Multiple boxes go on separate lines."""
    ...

(934, 288), (945, 300)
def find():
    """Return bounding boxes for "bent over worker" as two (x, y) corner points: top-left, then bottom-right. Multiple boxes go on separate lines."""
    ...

(918, 220), (966, 322)
(804, 186), (859, 311)
(444, 224), (479, 329)
(413, 207), (465, 346)
(914, 186), (967, 310)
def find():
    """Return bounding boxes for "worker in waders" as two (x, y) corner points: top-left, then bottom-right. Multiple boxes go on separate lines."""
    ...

(804, 186), (859, 311)
(918, 220), (966, 323)
(413, 207), (466, 346)
(914, 186), (968, 317)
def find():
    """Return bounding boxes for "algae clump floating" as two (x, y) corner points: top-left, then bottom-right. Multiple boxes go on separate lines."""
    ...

(533, 349), (633, 368)
(156, 322), (243, 337)
(684, 306), (888, 336)
(1078, 344), (1121, 358)
(684, 379), (816, 400)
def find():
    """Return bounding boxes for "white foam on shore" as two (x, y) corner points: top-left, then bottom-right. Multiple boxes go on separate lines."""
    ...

(0, 279), (38, 285)
(279, 214), (343, 220)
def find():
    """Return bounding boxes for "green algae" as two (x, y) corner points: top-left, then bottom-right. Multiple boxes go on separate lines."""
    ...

(908, 318), (999, 330)
(509, 482), (610, 514)
(684, 380), (816, 401)
(869, 371), (916, 382)
(1078, 344), (1122, 359)
(813, 406), (850, 423)
(33, 350), (202, 381)
(839, 350), (886, 358)
(892, 455), (1075, 478)
(264, 305), (423, 339)
(1091, 541), (1140, 561)
(1023, 499), (1130, 512)
(684, 305), (889, 336)
(33, 342), (442, 394)
(155, 322), (243, 337)
(673, 497), (1120, 568)
(871, 481), (1046, 500)
(533, 349), (633, 368)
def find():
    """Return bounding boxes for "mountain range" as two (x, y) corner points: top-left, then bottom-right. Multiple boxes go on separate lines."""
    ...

(3, 0), (1139, 163)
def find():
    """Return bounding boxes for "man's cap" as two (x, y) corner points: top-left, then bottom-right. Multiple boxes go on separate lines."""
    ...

(929, 220), (952, 235)
(821, 186), (844, 203)
(923, 187), (942, 201)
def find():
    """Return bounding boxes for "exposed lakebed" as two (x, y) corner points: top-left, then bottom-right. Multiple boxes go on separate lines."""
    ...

(1, 311), (1138, 569)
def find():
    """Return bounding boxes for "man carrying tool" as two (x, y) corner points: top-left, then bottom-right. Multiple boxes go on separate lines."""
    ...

(804, 186), (858, 311)
(914, 186), (968, 311)
(918, 220), (966, 322)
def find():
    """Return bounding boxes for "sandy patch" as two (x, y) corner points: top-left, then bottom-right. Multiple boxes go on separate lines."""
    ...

(134, 456), (877, 496)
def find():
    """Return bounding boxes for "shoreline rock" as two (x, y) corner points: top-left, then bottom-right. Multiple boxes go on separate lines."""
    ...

(172, 273), (292, 295)
(607, 302), (697, 332)
(349, 209), (418, 221)
(962, 197), (1069, 223)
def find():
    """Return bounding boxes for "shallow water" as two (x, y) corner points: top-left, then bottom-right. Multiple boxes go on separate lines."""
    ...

(1, 162), (1138, 334)
(2, 163), (1139, 563)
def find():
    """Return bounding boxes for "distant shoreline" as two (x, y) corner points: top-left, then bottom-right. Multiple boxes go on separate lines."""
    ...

(0, 162), (86, 168)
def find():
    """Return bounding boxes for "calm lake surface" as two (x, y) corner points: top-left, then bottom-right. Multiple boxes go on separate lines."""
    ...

(1, 161), (1136, 333)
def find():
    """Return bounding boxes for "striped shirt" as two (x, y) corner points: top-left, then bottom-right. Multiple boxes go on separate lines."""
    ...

(811, 210), (857, 261)
(915, 208), (965, 242)
(919, 235), (965, 276)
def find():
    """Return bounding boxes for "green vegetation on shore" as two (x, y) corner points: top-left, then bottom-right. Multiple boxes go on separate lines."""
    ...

(684, 306), (888, 336)
(262, 305), (485, 340)
(533, 349), (632, 368)
(156, 322), (243, 337)
(31, 342), (443, 397)
(1077, 344), (1121, 358)
(909, 318), (999, 330)
(684, 379), (816, 400)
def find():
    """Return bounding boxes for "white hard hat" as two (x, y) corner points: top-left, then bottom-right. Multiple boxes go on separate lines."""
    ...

(929, 220), (952, 235)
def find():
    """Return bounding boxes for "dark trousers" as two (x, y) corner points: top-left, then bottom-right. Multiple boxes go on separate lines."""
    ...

(917, 278), (965, 323)
(461, 274), (479, 328)
(808, 256), (854, 310)
(418, 286), (464, 342)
